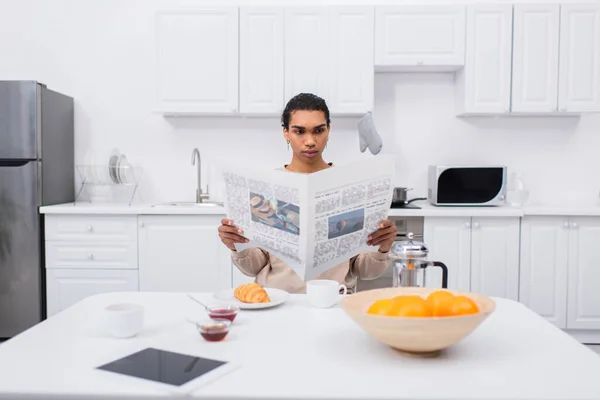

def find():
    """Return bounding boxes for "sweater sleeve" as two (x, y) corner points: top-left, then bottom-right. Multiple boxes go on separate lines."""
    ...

(350, 251), (390, 280)
(230, 248), (270, 277)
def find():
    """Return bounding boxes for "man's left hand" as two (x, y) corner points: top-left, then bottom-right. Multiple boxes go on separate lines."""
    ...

(367, 220), (398, 253)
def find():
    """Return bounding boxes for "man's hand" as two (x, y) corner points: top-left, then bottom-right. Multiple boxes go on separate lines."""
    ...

(367, 220), (397, 253)
(218, 218), (249, 251)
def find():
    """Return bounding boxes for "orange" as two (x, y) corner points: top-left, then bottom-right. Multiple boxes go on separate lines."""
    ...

(367, 299), (396, 316)
(426, 290), (456, 317)
(448, 295), (479, 316)
(389, 295), (432, 317)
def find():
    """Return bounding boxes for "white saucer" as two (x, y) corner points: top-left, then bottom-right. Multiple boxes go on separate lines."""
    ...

(213, 288), (290, 310)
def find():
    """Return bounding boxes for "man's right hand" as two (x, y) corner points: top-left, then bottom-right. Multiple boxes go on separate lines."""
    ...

(218, 218), (249, 251)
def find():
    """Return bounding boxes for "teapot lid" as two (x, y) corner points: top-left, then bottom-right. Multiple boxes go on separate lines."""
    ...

(391, 232), (429, 258)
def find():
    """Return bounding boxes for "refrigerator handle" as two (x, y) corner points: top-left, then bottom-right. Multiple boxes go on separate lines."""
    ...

(0, 160), (33, 167)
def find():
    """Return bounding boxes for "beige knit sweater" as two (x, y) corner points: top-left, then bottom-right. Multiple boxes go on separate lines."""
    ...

(230, 164), (391, 294)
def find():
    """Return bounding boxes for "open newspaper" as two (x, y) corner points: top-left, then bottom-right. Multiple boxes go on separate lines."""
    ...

(221, 156), (395, 281)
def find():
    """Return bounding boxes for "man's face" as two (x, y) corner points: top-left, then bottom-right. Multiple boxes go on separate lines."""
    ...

(283, 110), (329, 163)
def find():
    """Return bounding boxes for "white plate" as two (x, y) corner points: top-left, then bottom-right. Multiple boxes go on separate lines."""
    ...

(213, 288), (289, 310)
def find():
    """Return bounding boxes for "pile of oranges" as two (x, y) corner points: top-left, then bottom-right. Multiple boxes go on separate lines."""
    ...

(366, 290), (479, 317)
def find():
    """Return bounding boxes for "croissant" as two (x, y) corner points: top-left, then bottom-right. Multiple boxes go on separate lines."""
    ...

(234, 283), (271, 303)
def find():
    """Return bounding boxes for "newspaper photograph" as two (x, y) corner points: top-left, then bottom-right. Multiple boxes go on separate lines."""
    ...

(221, 156), (395, 281)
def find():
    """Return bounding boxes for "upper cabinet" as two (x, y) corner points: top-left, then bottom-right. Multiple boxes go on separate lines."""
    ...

(458, 3), (600, 116)
(558, 4), (600, 113)
(455, 5), (513, 115)
(155, 6), (373, 116)
(375, 6), (465, 71)
(284, 7), (374, 115)
(328, 7), (374, 115)
(239, 7), (284, 115)
(155, 8), (239, 115)
(153, 4), (599, 117)
(512, 4), (600, 114)
(284, 8), (330, 104)
(511, 5), (560, 114)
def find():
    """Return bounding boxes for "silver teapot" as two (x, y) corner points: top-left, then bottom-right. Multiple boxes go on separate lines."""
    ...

(390, 232), (448, 288)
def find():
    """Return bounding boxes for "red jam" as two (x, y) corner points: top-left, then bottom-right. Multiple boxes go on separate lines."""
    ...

(200, 325), (229, 342)
(208, 308), (238, 322)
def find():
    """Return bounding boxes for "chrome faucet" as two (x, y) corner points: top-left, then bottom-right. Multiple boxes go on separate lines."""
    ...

(191, 148), (210, 203)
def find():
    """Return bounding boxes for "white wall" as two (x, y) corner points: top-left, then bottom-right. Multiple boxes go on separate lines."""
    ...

(1, 0), (599, 205)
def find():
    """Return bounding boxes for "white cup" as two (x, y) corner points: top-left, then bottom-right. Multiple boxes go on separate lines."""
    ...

(306, 280), (347, 308)
(103, 303), (144, 338)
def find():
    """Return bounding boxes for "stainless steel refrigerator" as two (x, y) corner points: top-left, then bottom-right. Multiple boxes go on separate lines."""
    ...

(0, 81), (74, 339)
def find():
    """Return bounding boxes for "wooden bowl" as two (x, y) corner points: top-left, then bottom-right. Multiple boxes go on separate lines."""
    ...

(339, 287), (496, 355)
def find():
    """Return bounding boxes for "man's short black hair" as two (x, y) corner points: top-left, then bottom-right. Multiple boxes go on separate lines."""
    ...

(281, 93), (331, 130)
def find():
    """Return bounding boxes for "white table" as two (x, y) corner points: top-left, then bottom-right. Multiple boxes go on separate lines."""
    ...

(1, 292), (599, 400)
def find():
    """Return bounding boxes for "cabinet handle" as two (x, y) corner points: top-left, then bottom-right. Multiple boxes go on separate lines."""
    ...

(88, 253), (94, 260)
(465, 222), (471, 228)
(87, 226), (93, 232)
(473, 222), (480, 228)
(571, 222), (578, 229)
(564, 221), (569, 228)
(140, 222), (145, 228)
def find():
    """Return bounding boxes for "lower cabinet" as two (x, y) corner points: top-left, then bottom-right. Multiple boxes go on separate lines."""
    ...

(520, 216), (600, 330)
(44, 214), (139, 317)
(46, 269), (138, 317)
(232, 264), (256, 287)
(138, 215), (232, 292)
(43, 212), (600, 336)
(423, 216), (520, 300)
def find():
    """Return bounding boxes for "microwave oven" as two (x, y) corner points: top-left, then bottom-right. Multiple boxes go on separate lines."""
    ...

(428, 165), (507, 206)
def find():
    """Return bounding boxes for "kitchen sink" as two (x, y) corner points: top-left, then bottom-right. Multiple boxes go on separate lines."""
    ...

(152, 201), (224, 208)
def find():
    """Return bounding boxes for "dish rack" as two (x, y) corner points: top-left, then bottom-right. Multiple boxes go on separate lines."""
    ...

(75, 164), (143, 205)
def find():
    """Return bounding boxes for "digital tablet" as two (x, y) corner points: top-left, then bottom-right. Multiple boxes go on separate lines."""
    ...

(96, 347), (239, 395)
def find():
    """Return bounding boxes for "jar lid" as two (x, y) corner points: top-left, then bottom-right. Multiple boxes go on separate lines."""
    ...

(391, 232), (429, 258)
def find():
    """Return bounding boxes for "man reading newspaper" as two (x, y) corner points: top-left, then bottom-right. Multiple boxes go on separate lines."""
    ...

(218, 93), (397, 294)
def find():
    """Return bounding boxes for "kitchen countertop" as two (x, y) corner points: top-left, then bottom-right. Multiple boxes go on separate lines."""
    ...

(0, 291), (599, 400)
(39, 201), (525, 217)
(40, 201), (600, 217)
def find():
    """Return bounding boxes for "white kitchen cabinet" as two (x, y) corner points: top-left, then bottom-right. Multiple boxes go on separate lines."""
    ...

(45, 241), (138, 270)
(328, 7), (374, 114)
(470, 217), (520, 301)
(284, 7), (374, 115)
(519, 216), (600, 331)
(424, 216), (520, 301)
(232, 264), (256, 288)
(138, 215), (231, 293)
(45, 215), (138, 242)
(558, 4), (600, 113)
(423, 217), (471, 292)
(155, 8), (239, 115)
(239, 7), (284, 115)
(44, 215), (140, 317)
(567, 217), (600, 330)
(375, 5), (465, 71)
(284, 8), (329, 104)
(511, 5), (560, 114)
(519, 216), (569, 329)
(455, 5), (513, 115)
(46, 269), (138, 317)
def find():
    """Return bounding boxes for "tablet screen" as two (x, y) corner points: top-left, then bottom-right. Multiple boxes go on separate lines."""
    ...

(97, 347), (228, 387)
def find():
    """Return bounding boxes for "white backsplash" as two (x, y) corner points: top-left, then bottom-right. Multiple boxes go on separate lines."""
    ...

(1, 0), (599, 206)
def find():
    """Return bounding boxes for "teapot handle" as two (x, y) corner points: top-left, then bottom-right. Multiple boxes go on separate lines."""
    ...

(430, 261), (448, 289)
